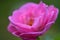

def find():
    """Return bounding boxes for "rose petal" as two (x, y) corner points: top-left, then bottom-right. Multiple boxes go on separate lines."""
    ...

(19, 21), (54, 39)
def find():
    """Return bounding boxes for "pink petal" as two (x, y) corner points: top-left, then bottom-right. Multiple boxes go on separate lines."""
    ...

(33, 1), (47, 17)
(48, 5), (59, 22)
(20, 21), (54, 38)
(7, 23), (21, 37)
(19, 2), (38, 13)
(7, 23), (17, 33)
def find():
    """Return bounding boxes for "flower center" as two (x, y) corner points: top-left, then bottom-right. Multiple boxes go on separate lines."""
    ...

(27, 18), (34, 26)
(20, 13), (34, 26)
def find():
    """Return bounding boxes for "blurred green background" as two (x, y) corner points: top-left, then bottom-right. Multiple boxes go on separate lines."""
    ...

(0, 0), (60, 40)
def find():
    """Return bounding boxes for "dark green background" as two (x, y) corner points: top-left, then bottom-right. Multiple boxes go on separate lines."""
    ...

(0, 0), (60, 40)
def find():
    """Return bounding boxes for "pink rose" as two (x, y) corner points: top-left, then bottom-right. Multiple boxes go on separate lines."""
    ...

(7, 1), (59, 40)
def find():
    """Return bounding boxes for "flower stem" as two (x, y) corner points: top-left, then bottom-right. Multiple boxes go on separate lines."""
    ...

(37, 37), (40, 40)
(22, 38), (37, 40)
(21, 36), (40, 40)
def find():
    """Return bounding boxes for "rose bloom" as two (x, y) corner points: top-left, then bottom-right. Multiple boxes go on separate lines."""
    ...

(7, 1), (59, 40)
